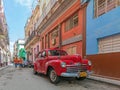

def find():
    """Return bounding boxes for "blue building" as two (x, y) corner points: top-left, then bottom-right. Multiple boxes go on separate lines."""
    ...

(86, 0), (120, 80)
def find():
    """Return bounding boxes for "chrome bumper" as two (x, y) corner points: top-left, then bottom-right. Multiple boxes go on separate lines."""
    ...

(60, 71), (92, 77)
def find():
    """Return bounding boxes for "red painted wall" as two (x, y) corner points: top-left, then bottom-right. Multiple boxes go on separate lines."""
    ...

(40, 0), (86, 56)
(62, 42), (82, 56)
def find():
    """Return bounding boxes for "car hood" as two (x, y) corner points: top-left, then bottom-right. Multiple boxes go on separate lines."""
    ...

(48, 55), (82, 64)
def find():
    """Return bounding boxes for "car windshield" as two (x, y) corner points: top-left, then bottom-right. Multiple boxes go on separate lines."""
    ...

(48, 50), (67, 56)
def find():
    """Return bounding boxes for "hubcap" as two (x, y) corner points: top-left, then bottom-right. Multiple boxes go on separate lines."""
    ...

(50, 70), (57, 82)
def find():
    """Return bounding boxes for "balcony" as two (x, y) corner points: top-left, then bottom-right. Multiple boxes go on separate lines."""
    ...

(0, 39), (5, 48)
(25, 30), (39, 49)
(0, 19), (4, 35)
(35, 0), (58, 30)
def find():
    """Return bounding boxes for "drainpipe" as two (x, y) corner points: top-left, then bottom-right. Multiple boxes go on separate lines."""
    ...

(80, 0), (90, 58)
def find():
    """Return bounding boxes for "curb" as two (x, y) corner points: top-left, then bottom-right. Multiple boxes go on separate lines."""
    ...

(87, 75), (120, 86)
(0, 66), (9, 71)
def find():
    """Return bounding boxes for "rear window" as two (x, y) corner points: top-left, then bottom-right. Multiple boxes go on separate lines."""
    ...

(48, 50), (67, 56)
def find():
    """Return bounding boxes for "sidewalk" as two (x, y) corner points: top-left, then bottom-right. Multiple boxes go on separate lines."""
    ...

(0, 66), (9, 71)
(88, 75), (120, 86)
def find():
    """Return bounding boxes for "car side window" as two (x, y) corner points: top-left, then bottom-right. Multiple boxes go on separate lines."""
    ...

(48, 51), (51, 56)
(41, 51), (46, 57)
(38, 52), (42, 58)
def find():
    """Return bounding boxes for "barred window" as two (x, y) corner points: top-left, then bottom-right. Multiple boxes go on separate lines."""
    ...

(98, 34), (120, 53)
(67, 46), (77, 55)
(51, 27), (58, 39)
(37, 45), (39, 53)
(94, 0), (120, 17)
(65, 13), (78, 31)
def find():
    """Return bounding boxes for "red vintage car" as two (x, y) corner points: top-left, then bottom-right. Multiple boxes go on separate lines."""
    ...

(33, 48), (92, 84)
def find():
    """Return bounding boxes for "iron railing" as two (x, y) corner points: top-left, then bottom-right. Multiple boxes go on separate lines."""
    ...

(25, 30), (36, 47)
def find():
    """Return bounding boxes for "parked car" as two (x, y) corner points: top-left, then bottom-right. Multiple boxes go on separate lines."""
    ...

(27, 60), (33, 68)
(33, 48), (92, 84)
(23, 60), (33, 68)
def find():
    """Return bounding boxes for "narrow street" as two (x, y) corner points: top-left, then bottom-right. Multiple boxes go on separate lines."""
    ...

(0, 66), (119, 90)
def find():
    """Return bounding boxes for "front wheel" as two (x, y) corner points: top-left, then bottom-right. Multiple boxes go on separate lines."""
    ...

(49, 69), (60, 84)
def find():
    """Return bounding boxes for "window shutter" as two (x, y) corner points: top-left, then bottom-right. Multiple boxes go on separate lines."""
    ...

(99, 34), (120, 53)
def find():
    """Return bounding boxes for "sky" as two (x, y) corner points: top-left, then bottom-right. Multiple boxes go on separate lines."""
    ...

(3, 0), (36, 53)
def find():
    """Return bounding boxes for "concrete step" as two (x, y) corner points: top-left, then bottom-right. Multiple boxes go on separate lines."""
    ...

(88, 75), (120, 86)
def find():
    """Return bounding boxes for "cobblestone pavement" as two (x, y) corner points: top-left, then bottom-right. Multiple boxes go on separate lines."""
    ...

(0, 66), (120, 90)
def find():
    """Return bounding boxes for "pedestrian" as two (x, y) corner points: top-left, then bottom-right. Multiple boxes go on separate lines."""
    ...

(23, 60), (28, 68)
(18, 58), (23, 69)
(13, 57), (18, 68)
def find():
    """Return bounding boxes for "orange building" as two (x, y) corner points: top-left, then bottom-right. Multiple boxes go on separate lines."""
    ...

(36, 0), (88, 57)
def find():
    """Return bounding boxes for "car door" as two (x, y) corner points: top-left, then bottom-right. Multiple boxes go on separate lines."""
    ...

(41, 51), (48, 74)
(36, 52), (42, 73)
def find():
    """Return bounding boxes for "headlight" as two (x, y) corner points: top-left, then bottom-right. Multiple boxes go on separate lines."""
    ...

(88, 60), (92, 66)
(61, 62), (66, 68)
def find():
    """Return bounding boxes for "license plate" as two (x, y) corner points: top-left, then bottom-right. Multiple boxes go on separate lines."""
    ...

(80, 72), (87, 77)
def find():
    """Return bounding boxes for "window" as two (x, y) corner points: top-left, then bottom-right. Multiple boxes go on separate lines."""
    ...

(67, 46), (77, 55)
(48, 50), (67, 56)
(37, 45), (39, 53)
(41, 51), (46, 57)
(38, 52), (42, 58)
(98, 34), (120, 53)
(119, 0), (120, 5)
(94, 0), (120, 17)
(51, 27), (58, 39)
(65, 13), (78, 31)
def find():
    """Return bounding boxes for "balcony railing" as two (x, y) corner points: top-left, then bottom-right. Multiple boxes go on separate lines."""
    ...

(35, 0), (58, 30)
(25, 30), (37, 47)
(0, 39), (5, 48)
(0, 19), (4, 35)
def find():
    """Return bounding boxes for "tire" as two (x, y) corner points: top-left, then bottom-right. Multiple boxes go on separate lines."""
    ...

(49, 69), (60, 84)
(33, 68), (37, 75)
(76, 77), (86, 81)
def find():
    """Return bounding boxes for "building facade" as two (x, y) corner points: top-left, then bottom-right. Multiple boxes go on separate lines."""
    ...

(36, 0), (88, 57)
(86, 0), (120, 80)
(13, 41), (17, 57)
(25, 4), (41, 62)
(17, 39), (25, 58)
(25, 0), (89, 63)
(0, 0), (10, 66)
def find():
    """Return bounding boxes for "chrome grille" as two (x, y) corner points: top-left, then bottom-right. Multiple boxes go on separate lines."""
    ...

(66, 64), (87, 73)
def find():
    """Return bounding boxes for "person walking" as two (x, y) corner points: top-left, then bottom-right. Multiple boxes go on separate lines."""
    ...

(14, 57), (18, 68)
(18, 58), (23, 69)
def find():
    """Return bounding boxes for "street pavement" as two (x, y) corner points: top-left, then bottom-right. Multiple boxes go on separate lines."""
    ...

(0, 66), (120, 90)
